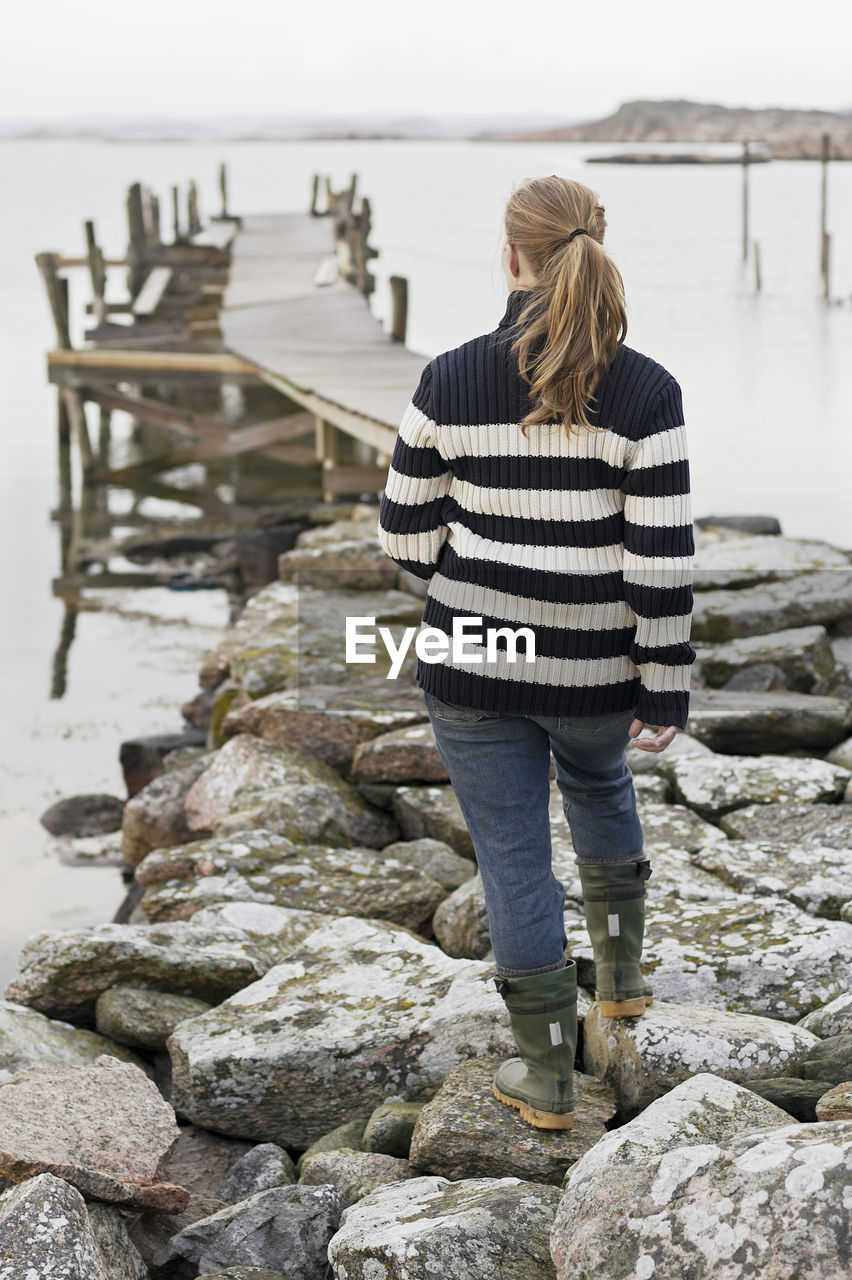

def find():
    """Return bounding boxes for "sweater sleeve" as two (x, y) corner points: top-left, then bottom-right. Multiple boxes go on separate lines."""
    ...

(378, 363), (453, 581)
(620, 379), (695, 730)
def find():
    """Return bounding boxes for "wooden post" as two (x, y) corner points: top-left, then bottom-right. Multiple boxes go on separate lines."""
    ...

(310, 174), (321, 216)
(347, 173), (358, 214)
(187, 181), (201, 236)
(61, 388), (95, 472)
(84, 220), (107, 325)
(389, 276), (408, 343)
(753, 241), (762, 293)
(97, 406), (112, 465)
(820, 133), (830, 278)
(171, 185), (181, 242)
(741, 141), (750, 263)
(57, 386), (71, 445)
(823, 233), (831, 302)
(219, 162), (228, 219)
(35, 253), (72, 348)
(126, 182), (148, 298)
(150, 193), (161, 246)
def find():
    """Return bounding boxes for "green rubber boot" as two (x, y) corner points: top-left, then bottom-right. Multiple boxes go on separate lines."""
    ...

(492, 961), (577, 1130)
(578, 859), (654, 1017)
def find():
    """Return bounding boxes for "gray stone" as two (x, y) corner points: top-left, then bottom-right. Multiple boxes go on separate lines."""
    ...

(692, 839), (852, 918)
(167, 916), (516, 1148)
(552, 1119), (852, 1280)
(816, 1081), (852, 1121)
(362, 1101), (424, 1158)
(166, 1184), (343, 1278)
(794, 1031), (852, 1085)
(692, 534), (848, 590)
(328, 1175), (561, 1280)
(221, 683), (426, 774)
(719, 800), (852, 845)
(0, 1172), (111, 1280)
(691, 566), (852, 641)
(4, 922), (270, 1022)
(697, 624), (836, 691)
(85, 1202), (149, 1280)
(184, 735), (398, 848)
(581, 1000), (819, 1118)
(409, 1056), (616, 1186)
(127, 1193), (229, 1270)
(0, 999), (152, 1082)
(295, 1120), (367, 1173)
(432, 874), (492, 959)
(350, 722), (448, 785)
(798, 989), (852, 1038)
(121, 756), (212, 866)
(631, 771), (672, 802)
(826, 734), (852, 770)
(685, 688), (852, 753)
(218, 1143), (297, 1203)
(744, 1076), (837, 1122)
(189, 901), (329, 965)
(137, 830), (445, 933)
(379, 838), (474, 893)
(391, 785), (475, 859)
(40, 793), (125, 838)
(635, 798), (729, 854)
(299, 1149), (413, 1202)
(722, 662), (790, 692)
(159, 1125), (256, 1200)
(95, 984), (212, 1051)
(660, 752), (849, 820)
(278, 532), (398, 591)
(0, 1056), (188, 1210)
(197, 1271), (291, 1280)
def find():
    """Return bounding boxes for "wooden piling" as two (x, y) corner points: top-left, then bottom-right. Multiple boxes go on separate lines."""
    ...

(219, 162), (229, 220)
(84, 221), (107, 325)
(61, 388), (95, 472)
(35, 253), (72, 349)
(753, 241), (762, 293)
(310, 174), (321, 217)
(126, 182), (148, 298)
(188, 181), (201, 236)
(171, 185), (181, 242)
(823, 233), (831, 303)
(820, 133), (830, 279)
(741, 142), (750, 263)
(389, 276), (408, 343)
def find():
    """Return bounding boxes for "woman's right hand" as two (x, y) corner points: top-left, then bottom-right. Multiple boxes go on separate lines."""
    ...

(628, 720), (679, 753)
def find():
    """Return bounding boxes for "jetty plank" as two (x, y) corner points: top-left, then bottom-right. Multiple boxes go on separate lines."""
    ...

(48, 349), (258, 379)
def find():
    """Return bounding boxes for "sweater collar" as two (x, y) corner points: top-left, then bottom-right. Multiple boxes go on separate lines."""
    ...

(498, 288), (536, 329)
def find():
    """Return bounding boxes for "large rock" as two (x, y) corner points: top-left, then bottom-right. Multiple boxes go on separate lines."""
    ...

(328, 1176), (561, 1280)
(379, 838), (475, 892)
(184, 734), (398, 847)
(218, 1143), (297, 1203)
(165, 1184), (344, 1278)
(391, 785), (475, 859)
(409, 1057), (616, 1186)
(827, 733), (852, 770)
(692, 535), (850, 591)
(685, 688), (852, 753)
(816, 1082), (852, 1121)
(4, 922), (270, 1022)
(719, 801), (852, 845)
(167, 916), (516, 1147)
(697, 624), (836, 691)
(121, 755), (212, 865)
(691, 567), (852, 641)
(85, 1201), (150, 1280)
(40, 793), (125, 837)
(137, 830), (446, 932)
(693, 839), (852, 918)
(799, 990), (852, 1038)
(566, 889), (852, 1020)
(660, 752), (850, 819)
(299, 1149), (414, 1203)
(95, 984), (212, 1051)
(159, 1124), (255, 1200)
(792, 1031), (852, 1086)
(350, 722), (448, 784)
(582, 1000), (819, 1118)
(189, 901), (329, 964)
(0, 1173), (111, 1280)
(551, 1119), (852, 1280)
(222, 683), (426, 773)
(432, 874), (493, 959)
(362, 1101), (424, 1158)
(278, 534), (398, 590)
(0, 999), (152, 1081)
(0, 1056), (188, 1210)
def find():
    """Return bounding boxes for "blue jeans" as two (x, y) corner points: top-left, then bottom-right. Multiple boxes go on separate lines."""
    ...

(424, 692), (643, 973)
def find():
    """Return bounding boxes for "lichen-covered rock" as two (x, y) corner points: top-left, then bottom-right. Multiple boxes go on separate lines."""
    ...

(95, 984), (212, 1051)
(222, 682), (426, 773)
(685, 688), (851, 753)
(138, 830), (446, 932)
(692, 535), (850, 591)
(409, 1057), (616, 1186)
(4, 922), (270, 1022)
(793, 1031), (852, 1085)
(328, 1175), (561, 1280)
(379, 838), (475, 893)
(582, 1000), (819, 1118)
(196, 1268), (290, 1279)
(551, 1119), (852, 1280)
(565, 886), (852, 1020)
(692, 839), (852, 918)
(826, 734), (852, 770)
(0, 1172), (111, 1280)
(165, 1184), (344, 1278)
(85, 1201), (149, 1280)
(660, 752), (849, 820)
(816, 1081), (852, 1121)
(127, 1192), (229, 1268)
(296, 1120), (367, 1172)
(691, 566), (852, 641)
(744, 1076), (836, 1122)
(719, 800), (852, 845)
(278, 536), (398, 591)
(0, 1056), (188, 1210)
(634, 799), (729, 854)
(184, 734), (398, 847)
(798, 989), (852, 1038)
(189, 901), (329, 965)
(697, 624), (836, 691)
(432, 874), (492, 959)
(218, 1143), (297, 1203)
(0, 999), (152, 1082)
(299, 1149), (414, 1203)
(351, 722), (448, 784)
(363, 1101), (424, 1158)
(121, 755), (212, 865)
(391, 785), (475, 859)
(167, 916), (515, 1147)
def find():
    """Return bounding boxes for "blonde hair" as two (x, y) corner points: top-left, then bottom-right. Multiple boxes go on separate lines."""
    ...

(504, 176), (627, 433)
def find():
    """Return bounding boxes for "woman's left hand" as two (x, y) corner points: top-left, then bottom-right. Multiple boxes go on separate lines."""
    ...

(628, 720), (679, 752)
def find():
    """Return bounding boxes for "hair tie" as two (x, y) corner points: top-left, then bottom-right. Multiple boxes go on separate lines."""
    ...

(565, 228), (589, 244)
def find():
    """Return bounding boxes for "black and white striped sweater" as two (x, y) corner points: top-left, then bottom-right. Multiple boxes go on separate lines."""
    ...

(378, 290), (695, 729)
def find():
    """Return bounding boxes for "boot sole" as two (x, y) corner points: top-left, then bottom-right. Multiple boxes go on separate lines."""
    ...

(492, 1082), (574, 1130)
(596, 993), (653, 1017)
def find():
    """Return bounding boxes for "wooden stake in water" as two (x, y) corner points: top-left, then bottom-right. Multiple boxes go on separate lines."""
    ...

(753, 241), (762, 293)
(389, 276), (408, 343)
(219, 163), (229, 219)
(171, 185), (181, 242)
(741, 141), (750, 262)
(820, 133), (830, 280)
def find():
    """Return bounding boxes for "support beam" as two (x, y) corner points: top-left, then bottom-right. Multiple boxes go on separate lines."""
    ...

(35, 253), (72, 348)
(48, 348), (258, 380)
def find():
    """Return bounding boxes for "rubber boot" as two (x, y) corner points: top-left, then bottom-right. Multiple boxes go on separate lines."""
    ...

(578, 859), (653, 1017)
(492, 961), (577, 1130)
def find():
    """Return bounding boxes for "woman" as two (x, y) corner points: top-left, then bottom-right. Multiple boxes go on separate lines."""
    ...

(378, 176), (694, 1131)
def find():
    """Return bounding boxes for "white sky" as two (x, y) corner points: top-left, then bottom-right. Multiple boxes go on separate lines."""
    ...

(2, 0), (850, 122)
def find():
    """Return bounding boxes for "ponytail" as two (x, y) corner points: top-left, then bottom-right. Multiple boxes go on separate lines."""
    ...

(504, 177), (627, 433)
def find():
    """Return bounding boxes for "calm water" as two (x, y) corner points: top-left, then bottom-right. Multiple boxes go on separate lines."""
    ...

(1, 138), (850, 987)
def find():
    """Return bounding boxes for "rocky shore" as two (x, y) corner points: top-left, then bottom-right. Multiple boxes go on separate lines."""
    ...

(2, 507), (852, 1279)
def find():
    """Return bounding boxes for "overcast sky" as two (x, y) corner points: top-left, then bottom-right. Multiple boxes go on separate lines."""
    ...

(2, 0), (850, 123)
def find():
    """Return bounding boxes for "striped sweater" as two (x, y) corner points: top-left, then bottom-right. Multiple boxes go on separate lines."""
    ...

(377, 290), (695, 729)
